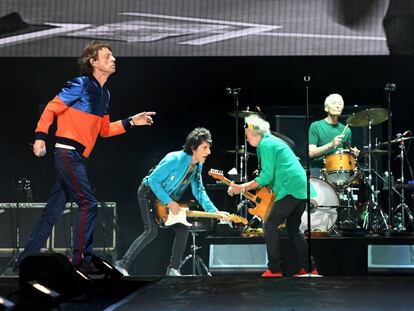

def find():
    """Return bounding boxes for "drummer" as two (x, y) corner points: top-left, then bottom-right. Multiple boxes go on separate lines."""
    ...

(309, 93), (360, 177)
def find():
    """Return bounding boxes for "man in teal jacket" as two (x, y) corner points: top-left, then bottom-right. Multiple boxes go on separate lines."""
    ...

(116, 127), (228, 276)
(228, 115), (318, 277)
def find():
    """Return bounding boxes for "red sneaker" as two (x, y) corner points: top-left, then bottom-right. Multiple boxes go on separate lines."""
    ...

(293, 267), (319, 277)
(261, 269), (283, 277)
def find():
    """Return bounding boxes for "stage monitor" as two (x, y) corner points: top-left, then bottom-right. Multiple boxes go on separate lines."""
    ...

(368, 245), (414, 274)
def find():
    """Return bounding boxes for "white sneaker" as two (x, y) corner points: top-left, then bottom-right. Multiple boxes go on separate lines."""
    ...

(166, 267), (182, 276)
(115, 261), (129, 276)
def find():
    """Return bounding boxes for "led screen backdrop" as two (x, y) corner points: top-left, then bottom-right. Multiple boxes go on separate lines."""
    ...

(1, 0), (412, 57)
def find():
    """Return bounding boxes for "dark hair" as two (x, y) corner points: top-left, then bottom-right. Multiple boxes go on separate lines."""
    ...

(183, 127), (213, 155)
(77, 41), (112, 76)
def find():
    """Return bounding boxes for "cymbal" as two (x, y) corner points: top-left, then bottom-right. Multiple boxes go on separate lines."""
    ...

(270, 131), (296, 149)
(227, 110), (264, 118)
(372, 149), (391, 154)
(361, 149), (394, 157)
(346, 108), (389, 127)
(224, 148), (256, 157)
(378, 136), (414, 147)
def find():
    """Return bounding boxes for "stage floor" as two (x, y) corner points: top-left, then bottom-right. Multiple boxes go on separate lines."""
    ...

(106, 276), (414, 311)
(2, 275), (413, 310)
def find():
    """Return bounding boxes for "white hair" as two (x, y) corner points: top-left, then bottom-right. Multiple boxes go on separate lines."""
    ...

(324, 93), (344, 111)
(244, 115), (270, 134)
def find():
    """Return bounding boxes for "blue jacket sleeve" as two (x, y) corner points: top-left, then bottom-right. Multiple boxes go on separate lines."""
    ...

(190, 165), (218, 213)
(147, 153), (177, 205)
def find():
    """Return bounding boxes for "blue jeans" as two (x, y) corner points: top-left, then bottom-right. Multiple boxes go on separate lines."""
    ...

(19, 148), (98, 265)
(119, 184), (189, 270)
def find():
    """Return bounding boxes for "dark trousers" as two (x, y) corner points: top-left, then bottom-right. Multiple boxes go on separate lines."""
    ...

(120, 184), (189, 270)
(263, 195), (310, 273)
(19, 148), (98, 265)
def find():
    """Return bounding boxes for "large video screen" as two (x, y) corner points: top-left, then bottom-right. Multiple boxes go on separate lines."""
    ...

(0, 0), (412, 56)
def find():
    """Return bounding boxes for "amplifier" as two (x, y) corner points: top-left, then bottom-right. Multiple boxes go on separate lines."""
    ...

(0, 202), (117, 253)
(53, 202), (117, 251)
(0, 203), (50, 252)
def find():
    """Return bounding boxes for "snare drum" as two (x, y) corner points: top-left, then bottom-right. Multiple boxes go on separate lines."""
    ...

(323, 149), (357, 186)
(300, 178), (338, 233)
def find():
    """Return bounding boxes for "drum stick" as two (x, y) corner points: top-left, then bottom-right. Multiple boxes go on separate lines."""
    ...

(341, 124), (349, 136)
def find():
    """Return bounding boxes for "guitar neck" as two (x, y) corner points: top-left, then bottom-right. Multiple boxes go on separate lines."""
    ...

(186, 210), (221, 219)
(217, 176), (256, 201)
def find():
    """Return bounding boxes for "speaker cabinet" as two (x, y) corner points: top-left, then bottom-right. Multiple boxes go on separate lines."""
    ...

(53, 202), (117, 251)
(0, 203), (49, 252)
(0, 202), (116, 253)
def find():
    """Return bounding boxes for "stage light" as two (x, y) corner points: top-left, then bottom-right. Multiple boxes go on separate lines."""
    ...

(19, 253), (94, 308)
(0, 295), (15, 311)
(29, 281), (60, 299)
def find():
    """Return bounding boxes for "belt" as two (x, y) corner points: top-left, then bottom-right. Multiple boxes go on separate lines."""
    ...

(55, 143), (76, 150)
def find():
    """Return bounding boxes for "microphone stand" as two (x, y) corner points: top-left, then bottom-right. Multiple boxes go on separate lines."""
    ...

(304, 75), (313, 274)
(385, 82), (396, 229)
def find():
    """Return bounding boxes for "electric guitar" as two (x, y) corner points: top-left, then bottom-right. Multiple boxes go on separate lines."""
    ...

(155, 200), (248, 227)
(208, 169), (276, 220)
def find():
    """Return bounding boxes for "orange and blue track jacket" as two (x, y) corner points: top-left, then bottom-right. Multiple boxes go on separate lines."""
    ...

(35, 75), (132, 158)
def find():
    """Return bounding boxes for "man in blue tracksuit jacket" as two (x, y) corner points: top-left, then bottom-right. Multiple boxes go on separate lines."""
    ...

(115, 127), (228, 276)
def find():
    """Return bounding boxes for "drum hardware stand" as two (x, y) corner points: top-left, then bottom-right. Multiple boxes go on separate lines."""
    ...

(357, 159), (389, 232)
(385, 83), (395, 227)
(179, 230), (211, 276)
(338, 186), (360, 230)
(392, 135), (414, 231)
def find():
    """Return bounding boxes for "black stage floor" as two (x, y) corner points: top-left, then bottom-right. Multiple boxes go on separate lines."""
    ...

(108, 276), (414, 311)
(2, 276), (414, 310)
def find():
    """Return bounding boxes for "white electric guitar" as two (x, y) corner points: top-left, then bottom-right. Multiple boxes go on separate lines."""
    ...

(155, 201), (247, 227)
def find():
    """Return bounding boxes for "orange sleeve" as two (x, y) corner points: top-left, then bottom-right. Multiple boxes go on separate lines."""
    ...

(100, 114), (126, 138)
(35, 96), (68, 135)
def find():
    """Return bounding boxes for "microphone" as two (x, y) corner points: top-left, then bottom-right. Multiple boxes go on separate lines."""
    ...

(38, 148), (46, 157)
(403, 130), (411, 136)
(225, 87), (241, 95)
(385, 83), (397, 92)
(255, 106), (262, 113)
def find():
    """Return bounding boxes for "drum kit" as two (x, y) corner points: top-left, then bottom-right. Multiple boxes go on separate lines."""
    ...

(306, 107), (414, 235)
(225, 102), (414, 235)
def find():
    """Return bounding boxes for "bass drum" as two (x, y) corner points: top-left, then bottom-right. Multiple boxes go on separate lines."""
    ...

(300, 178), (339, 233)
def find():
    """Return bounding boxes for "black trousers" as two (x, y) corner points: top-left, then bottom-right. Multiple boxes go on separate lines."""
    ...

(263, 195), (310, 273)
(120, 184), (189, 270)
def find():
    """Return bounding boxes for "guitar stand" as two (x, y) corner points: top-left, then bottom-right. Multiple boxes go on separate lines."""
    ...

(179, 230), (211, 276)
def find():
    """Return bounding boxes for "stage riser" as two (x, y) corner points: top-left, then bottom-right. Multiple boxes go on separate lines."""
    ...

(202, 236), (414, 276)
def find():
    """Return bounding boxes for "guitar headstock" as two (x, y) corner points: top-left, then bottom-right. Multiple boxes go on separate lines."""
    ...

(208, 169), (224, 181)
(229, 214), (248, 225)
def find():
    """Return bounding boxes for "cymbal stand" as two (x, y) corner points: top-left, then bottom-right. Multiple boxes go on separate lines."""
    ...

(226, 87), (251, 218)
(393, 136), (414, 231)
(226, 87), (242, 182)
(362, 119), (389, 232)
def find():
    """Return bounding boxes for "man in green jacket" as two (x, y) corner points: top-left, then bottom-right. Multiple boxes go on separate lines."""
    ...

(227, 115), (317, 277)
